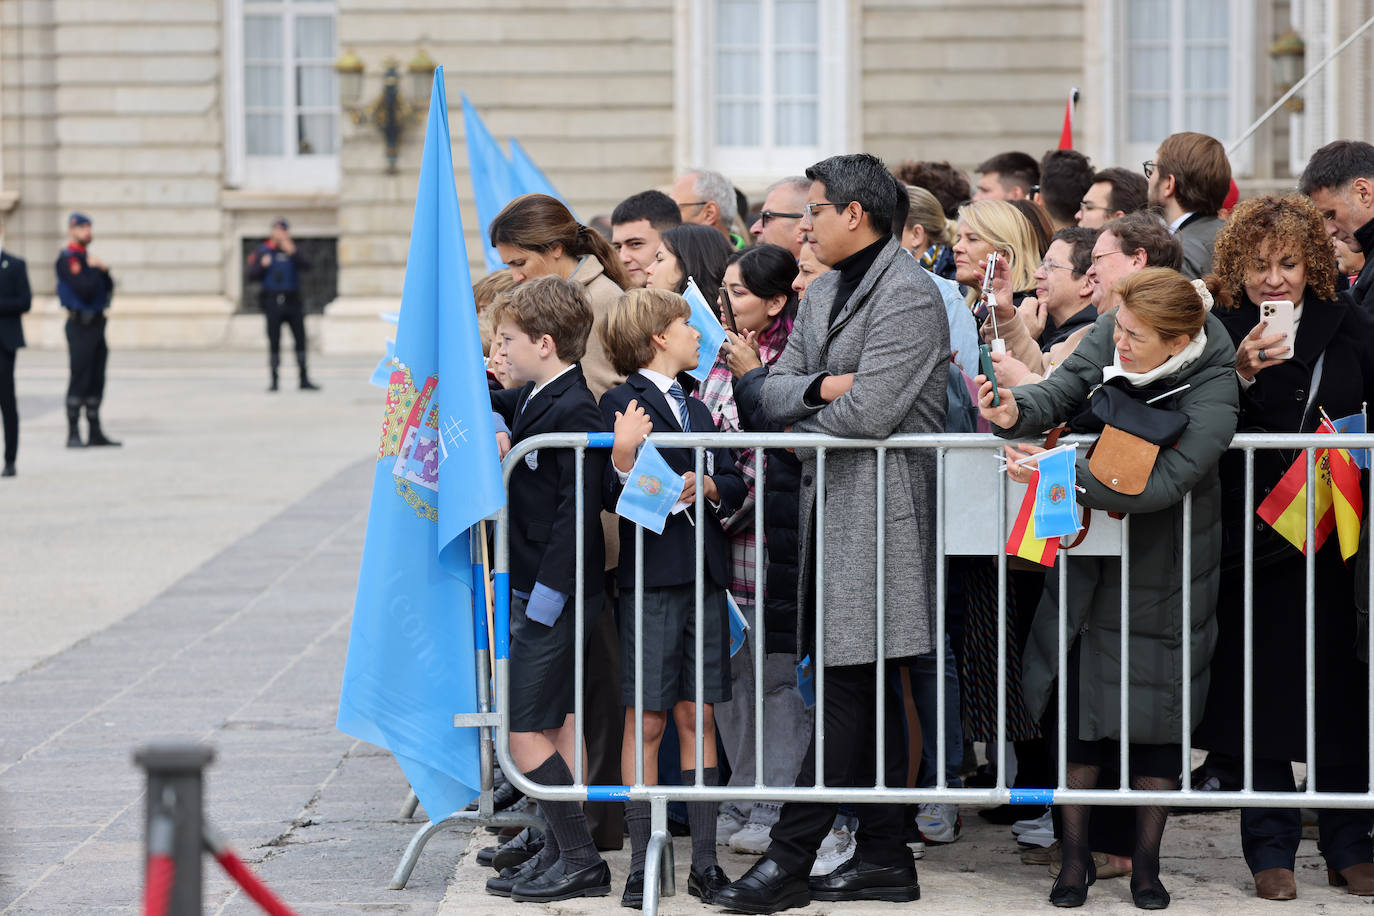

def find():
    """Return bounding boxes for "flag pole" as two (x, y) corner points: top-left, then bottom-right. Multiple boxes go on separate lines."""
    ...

(479, 519), (496, 663)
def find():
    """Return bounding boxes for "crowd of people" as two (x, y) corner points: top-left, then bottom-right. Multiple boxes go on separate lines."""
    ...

(474, 134), (1374, 912)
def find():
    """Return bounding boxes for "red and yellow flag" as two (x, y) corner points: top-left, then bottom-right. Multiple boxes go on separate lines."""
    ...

(1006, 469), (1059, 566)
(1257, 420), (1364, 559)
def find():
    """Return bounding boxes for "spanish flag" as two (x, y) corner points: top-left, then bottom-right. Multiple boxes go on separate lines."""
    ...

(1006, 469), (1059, 566)
(1256, 420), (1363, 557)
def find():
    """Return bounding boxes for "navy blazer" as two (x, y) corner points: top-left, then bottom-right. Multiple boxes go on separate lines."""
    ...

(0, 251), (32, 351)
(492, 365), (607, 598)
(599, 371), (746, 591)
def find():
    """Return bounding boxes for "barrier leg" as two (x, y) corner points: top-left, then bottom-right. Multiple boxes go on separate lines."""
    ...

(399, 790), (419, 819)
(642, 795), (675, 916)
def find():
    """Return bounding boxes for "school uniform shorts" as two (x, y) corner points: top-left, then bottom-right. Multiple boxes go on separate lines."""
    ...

(618, 583), (731, 711)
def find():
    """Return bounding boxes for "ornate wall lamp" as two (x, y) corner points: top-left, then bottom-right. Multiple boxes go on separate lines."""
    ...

(335, 48), (437, 173)
(1268, 29), (1306, 113)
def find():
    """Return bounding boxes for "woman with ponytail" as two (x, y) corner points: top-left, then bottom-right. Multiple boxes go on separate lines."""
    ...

(491, 193), (630, 396)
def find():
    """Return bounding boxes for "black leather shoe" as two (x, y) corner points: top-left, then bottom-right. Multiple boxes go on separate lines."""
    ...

(1050, 855), (1096, 908)
(490, 779), (525, 812)
(714, 857), (809, 914)
(484, 855), (543, 897)
(808, 856), (920, 902)
(621, 870), (644, 909)
(688, 864), (731, 903)
(492, 827), (544, 871)
(511, 858), (611, 902)
(1, 462), (13, 477)
(1131, 879), (1171, 910)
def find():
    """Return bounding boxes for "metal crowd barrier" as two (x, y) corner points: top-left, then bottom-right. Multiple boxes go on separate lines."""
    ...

(400, 429), (1374, 910)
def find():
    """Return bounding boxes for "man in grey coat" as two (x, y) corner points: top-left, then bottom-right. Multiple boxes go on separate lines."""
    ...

(715, 154), (949, 914)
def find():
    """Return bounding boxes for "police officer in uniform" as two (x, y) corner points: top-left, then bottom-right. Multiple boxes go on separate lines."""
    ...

(56, 212), (118, 448)
(246, 217), (318, 392)
(0, 217), (32, 476)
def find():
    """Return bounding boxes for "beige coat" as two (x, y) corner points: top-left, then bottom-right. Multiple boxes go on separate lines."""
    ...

(569, 256), (624, 399)
(981, 303), (1092, 378)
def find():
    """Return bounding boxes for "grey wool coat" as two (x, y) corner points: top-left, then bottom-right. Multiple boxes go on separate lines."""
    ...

(761, 237), (949, 666)
(1000, 311), (1239, 745)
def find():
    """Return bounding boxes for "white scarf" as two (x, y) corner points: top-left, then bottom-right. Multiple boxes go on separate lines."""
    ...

(1101, 328), (1208, 388)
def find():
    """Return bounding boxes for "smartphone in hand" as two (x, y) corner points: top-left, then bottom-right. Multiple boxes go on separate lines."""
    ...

(979, 343), (1001, 407)
(1260, 300), (1294, 356)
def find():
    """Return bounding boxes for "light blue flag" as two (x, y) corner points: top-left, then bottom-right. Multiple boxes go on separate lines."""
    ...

(1332, 412), (1369, 469)
(1033, 445), (1082, 539)
(338, 67), (506, 822)
(615, 440), (685, 535)
(461, 92), (518, 272)
(368, 338), (395, 388)
(683, 277), (727, 383)
(508, 137), (571, 215)
(726, 591), (749, 657)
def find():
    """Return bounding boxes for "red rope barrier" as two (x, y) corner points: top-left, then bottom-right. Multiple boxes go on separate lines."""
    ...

(204, 824), (297, 916)
(142, 854), (175, 916)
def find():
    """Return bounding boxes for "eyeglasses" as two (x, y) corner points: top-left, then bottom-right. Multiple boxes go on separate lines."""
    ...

(1037, 258), (1074, 273)
(760, 209), (803, 226)
(804, 201), (846, 218)
(1090, 249), (1124, 266)
(1078, 200), (1109, 213)
(1142, 160), (1156, 179)
(677, 200), (709, 212)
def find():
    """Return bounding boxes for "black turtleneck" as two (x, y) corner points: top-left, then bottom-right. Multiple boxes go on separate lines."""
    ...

(827, 234), (889, 326)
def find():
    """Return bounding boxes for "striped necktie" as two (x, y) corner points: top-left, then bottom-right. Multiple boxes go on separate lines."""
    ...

(666, 382), (691, 432)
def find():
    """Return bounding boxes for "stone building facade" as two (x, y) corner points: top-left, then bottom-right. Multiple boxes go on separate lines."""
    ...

(2, 0), (1371, 351)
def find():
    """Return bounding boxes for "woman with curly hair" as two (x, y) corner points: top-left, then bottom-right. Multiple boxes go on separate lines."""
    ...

(1194, 194), (1374, 902)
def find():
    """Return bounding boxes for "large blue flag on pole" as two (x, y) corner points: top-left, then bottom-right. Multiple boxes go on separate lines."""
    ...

(461, 92), (518, 272)
(508, 137), (570, 212)
(337, 66), (506, 820)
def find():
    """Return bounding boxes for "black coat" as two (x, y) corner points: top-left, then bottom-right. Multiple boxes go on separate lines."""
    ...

(1352, 217), (1374, 316)
(1196, 288), (1374, 762)
(0, 251), (31, 351)
(599, 372), (747, 592)
(492, 365), (606, 598)
(733, 365), (800, 655)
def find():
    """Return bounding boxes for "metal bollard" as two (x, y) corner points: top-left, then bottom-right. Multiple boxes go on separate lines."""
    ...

(134, 742), (215, 915)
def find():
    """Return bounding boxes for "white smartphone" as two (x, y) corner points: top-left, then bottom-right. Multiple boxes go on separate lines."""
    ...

(1260, 300), (1295, 356)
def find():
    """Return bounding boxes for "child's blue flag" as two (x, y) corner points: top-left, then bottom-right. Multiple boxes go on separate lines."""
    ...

(796, 654), (815, 708)
(461, 92), (518, 272)
(1332, 412), (1369, 469)
(1032, 444), (1082, 539)
(338, 67), (505, 823)
(682, 277), (726, 382)
(615, 440), (685, 535)
(727, 591), (749, 657)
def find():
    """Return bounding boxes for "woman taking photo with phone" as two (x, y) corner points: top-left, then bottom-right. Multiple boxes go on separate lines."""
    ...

(978, 267), (1239, 910)
(1195, 195), (1374, 902)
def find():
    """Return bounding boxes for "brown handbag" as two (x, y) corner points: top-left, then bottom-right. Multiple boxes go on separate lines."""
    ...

(1087, 426), (1159, 496)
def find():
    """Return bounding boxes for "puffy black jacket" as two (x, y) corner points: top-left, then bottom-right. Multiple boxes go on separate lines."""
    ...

(733, 365), (800, 655)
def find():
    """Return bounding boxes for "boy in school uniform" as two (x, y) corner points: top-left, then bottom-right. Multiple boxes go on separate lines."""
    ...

(486, 276), (612, 903)
(599, 287), (748, 907)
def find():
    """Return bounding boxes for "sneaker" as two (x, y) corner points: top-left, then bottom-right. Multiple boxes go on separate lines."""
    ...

(716, 808), (747, 846)
(1015, 814), (1056, 849)
(809, 824), (855, 876)
(728, 822), (772, 855)
(916, 803), (961, 844)
(1011, 808), (1052, 837)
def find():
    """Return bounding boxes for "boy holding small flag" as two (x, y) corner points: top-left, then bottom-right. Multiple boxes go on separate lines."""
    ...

(599, 286), (746, 907)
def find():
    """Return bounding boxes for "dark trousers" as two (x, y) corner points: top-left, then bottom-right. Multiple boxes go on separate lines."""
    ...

(0, 346), (16, 463)
(583, 604), (625, 849)
(766, 661), (910, 875)
(1242, 758), (1374, 873)
(262, 292), (306, 367)
(65, 314), (108, 406)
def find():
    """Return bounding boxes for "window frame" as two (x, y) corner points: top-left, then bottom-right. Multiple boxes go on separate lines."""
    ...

(677, 0), (852, 186)
(1104, 0), (1254, 177)
(224, 0), (340, 192)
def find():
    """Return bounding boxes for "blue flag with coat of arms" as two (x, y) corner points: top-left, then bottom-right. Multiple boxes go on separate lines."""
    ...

(1032, 444), (1082, 539)
(337, 67), (505, 821)
(615, 440), (685, 535)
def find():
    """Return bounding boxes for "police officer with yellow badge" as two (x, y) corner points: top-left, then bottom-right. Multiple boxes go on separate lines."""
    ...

(56, 212), (118, 448)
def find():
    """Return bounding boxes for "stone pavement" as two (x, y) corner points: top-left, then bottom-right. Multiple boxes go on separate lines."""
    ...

(2, 349), (1372, 915)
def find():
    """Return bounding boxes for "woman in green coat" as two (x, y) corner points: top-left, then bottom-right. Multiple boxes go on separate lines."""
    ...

(977, 267), (1239, 910)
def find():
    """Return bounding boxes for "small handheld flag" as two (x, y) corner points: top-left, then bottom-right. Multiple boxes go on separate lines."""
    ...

(615, 440), (686, 535)
(726, 591), (749, 657)
(1006, 468), (1060, 566)
(1058, 88), (1079, 150)
(1032, 445), (1082, 539)
(683, 277), (727, 382)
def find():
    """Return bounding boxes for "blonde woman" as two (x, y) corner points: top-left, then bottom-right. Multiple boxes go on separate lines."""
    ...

(952, 199), (1041, 319)
(902, 186), (957, 280)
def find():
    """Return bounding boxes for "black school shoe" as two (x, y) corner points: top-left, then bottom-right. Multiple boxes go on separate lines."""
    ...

(808, 856), (920, 902)
(714, 857), (810, 914)
(511, 858), (612, 903)
(491, 827), (544, 871)
(688, 863), (731, 903)
(485, 855), (544, 897)
(621, 870), (644, 908)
